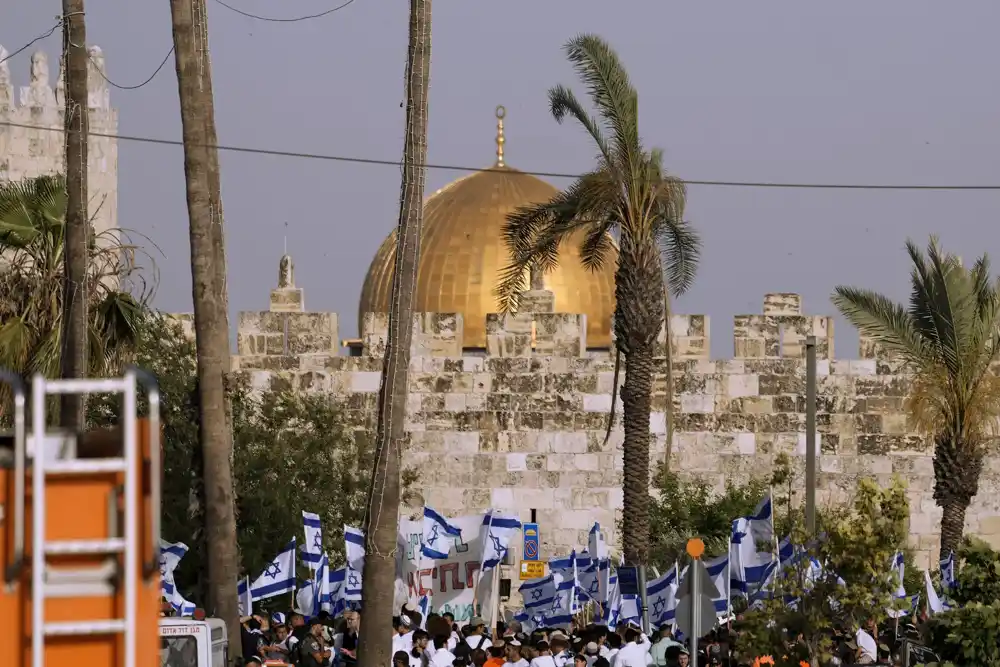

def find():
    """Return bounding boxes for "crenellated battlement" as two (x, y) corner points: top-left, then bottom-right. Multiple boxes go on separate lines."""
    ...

(0, 46), (118, 240)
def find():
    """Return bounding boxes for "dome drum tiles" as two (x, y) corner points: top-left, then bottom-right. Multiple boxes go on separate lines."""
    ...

(358, 109), (618, 349)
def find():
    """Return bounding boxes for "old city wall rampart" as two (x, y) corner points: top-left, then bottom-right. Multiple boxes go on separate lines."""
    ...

(221, 280), (1000, 570)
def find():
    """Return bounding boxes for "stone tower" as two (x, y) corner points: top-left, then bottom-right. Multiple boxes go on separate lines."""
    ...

(0, 46), (118, 240)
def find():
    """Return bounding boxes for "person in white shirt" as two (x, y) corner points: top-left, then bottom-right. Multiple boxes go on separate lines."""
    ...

(431, 634), (457, 667)
(408, 629), (431, 667)
(549, 633), (572, 667)
(611, 627), (652, 667)
(505, 639), (529, 667)
(465, 617), (493, 651)
(528, 640), (557, 667)
(393, 614), (416, 655)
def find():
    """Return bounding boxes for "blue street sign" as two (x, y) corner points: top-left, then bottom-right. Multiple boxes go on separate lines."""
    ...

(617, 566), (640, 595)
(522, 523), (540, 562)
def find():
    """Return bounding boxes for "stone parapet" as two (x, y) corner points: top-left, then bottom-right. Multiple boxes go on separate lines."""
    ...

(0, 47), (118, 242)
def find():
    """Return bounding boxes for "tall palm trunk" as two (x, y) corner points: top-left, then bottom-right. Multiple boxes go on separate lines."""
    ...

(169, 0), (241, 656)
(934, 434), (983, 558)
(357, 2), (431, 667)
(616, 239), (665, 566)
(60, 0), (89, 429)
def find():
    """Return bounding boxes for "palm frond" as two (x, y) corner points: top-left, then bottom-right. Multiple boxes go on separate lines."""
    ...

(496, 170), (618, 314)
(831, 286), (929, 364)
(563, 34), (641, 172)
(548, 84), (613, 164)
(0, 174), (66, 249)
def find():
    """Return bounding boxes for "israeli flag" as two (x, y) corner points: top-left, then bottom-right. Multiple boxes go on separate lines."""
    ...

(890, 552), (907, 598)
(345, 525), (365, 568)
(924, 570), (945, 615)
(159, 540), (196, 616)
(302, 511), (324, 571)
(541, 575), (576, 629)
(705, 553), (730, 614)
(578, 556), (610, 605)
(329, 565), (363, 606)
(238, 576), (253, 616)
(417, 595), (430, 628)
(249, 538), (297, 600)
(549, 551), (580, 610)
(480, 510), (521, 570)
(647, 565), (680, 627)
(940, 551), (956, 590)
(747, 493), (774, 547)
(312, 553), (331, 614)
(520, 573), (559, 612)
(588, 523), (609, 561)
(421, 507), (463, 560)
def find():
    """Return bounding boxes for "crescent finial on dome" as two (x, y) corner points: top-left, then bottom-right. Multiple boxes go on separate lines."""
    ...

(495, 105), (506, 168)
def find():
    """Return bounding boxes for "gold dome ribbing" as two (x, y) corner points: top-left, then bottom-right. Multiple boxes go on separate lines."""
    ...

(358, 107), (617, 348)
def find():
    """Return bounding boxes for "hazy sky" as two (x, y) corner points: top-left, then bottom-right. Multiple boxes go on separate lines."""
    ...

(5, 1), (1000, 358)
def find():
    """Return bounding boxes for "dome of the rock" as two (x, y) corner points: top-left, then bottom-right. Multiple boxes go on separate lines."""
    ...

(358, 107), (617, 348)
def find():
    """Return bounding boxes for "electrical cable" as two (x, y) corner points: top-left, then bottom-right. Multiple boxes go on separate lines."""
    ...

(210, 0), (357, 23)
(0, 22), (62, 66)
(86, 46), (175, 90)
(1, 120), (998, 191)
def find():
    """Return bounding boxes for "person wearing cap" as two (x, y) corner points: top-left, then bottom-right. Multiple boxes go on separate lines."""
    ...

(244, 656), (264, 667)
(504, 637), (528, 667)
(465, 617), (493, 651)
(299, 617), (332, 667)
(394, 613), (417, 655)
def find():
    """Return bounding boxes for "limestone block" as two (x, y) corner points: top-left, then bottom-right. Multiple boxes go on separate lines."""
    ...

(270, 287), (305, 312)
(532, 314), (586, 357)
(727, 374), (759, 398)
(485, 313), (532, 357)
(763, 293), (802, 315)
(413, 313), (464, 357)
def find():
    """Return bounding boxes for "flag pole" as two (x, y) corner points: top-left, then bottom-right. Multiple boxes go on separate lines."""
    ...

(474, 510), (495, 612)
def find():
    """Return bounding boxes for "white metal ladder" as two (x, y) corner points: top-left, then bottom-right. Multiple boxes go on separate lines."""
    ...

(8, 369), (162, 667)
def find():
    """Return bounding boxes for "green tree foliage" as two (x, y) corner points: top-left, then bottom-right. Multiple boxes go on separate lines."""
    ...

(89, 313), (386, 607)
(921, 539), (1000, 666)
(0, 175), (152, 383)
(736, 478), (910, 667)
(648, 468), (769, 571)
(832, 237), (1000, 557)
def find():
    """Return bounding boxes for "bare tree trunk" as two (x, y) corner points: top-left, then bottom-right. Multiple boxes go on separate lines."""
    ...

(60, 0), (89, 429)
(168, 0), (241, 657)
(662, 287), (674, 471)
(357, 2), (431, 667)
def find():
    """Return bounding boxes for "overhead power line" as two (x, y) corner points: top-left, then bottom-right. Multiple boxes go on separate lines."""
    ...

(0, 22), (62, 66)
(210, 0), (357, 22)
(1, 120), (999, 191)
(87, 46), (175, 90)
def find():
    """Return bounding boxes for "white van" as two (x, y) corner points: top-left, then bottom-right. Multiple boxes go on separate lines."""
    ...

(160, 617), (229, 667)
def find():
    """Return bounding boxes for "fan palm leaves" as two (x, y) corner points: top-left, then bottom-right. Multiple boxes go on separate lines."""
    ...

(495, 35), (701, 565)
(832, 237), (1000, 557)
(0, 175), (154, 385)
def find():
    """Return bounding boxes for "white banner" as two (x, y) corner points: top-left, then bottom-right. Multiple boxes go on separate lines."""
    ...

(397, 514), (493, 623)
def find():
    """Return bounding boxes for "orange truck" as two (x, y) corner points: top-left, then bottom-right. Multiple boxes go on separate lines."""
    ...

(0, 369), (163, 667)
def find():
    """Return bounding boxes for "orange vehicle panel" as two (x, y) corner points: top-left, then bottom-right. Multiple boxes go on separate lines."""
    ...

(0, 419), (161, 666)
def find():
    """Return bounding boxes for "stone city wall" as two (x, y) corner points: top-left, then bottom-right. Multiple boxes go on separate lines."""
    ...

(0, 46), (118, 241)
(217, 280), (1000, 570)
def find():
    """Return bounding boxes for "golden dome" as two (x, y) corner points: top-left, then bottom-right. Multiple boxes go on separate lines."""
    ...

(359, 107), (617, 348)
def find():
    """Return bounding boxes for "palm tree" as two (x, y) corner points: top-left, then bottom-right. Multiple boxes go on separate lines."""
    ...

(169, 0), (242, 653)
(832, 237), (1000, 558)
(495, 34), (701, 567)
(0, 175), (147, 387)
(357, 2), (432, 666)
(60, 0), (90, 430)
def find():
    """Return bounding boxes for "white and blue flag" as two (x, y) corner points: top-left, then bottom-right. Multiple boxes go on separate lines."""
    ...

(747, 493), (774, 547)
(924, 570), (945, 615)
(940, 551), (956, 590)
(480, 511), (521, 570)
(647, 565), (680, 627)
(249, 538), (297, 600)
(160, 540), (196, 616)
(238, 575), (252, 616)
(302, 511), (324, 571)
(421, 507), (463, 560)
(345, 525), (365, 570)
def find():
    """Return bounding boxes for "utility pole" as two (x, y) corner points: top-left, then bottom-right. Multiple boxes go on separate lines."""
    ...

(60, 0), (89, 430)
(805, 335), (817, 533)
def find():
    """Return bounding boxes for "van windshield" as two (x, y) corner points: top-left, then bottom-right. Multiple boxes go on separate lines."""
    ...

(161, 635), (199, 667)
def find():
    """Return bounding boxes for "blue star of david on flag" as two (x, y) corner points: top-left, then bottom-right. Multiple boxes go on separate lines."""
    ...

(489, 533), (504, 555)
(313, 532), (323, 549)
(531, 588), (543, 601)
(348, 572), (361, 587)
(550, 596), (562, 611)
(264, 561), (281, 579)
(421, 507), (463, 560)
(652, 597), (666, 615)
(427, 523), (440, 546)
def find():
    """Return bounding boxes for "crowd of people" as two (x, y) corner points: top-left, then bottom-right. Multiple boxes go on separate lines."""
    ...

(232, 605), (929, 667)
